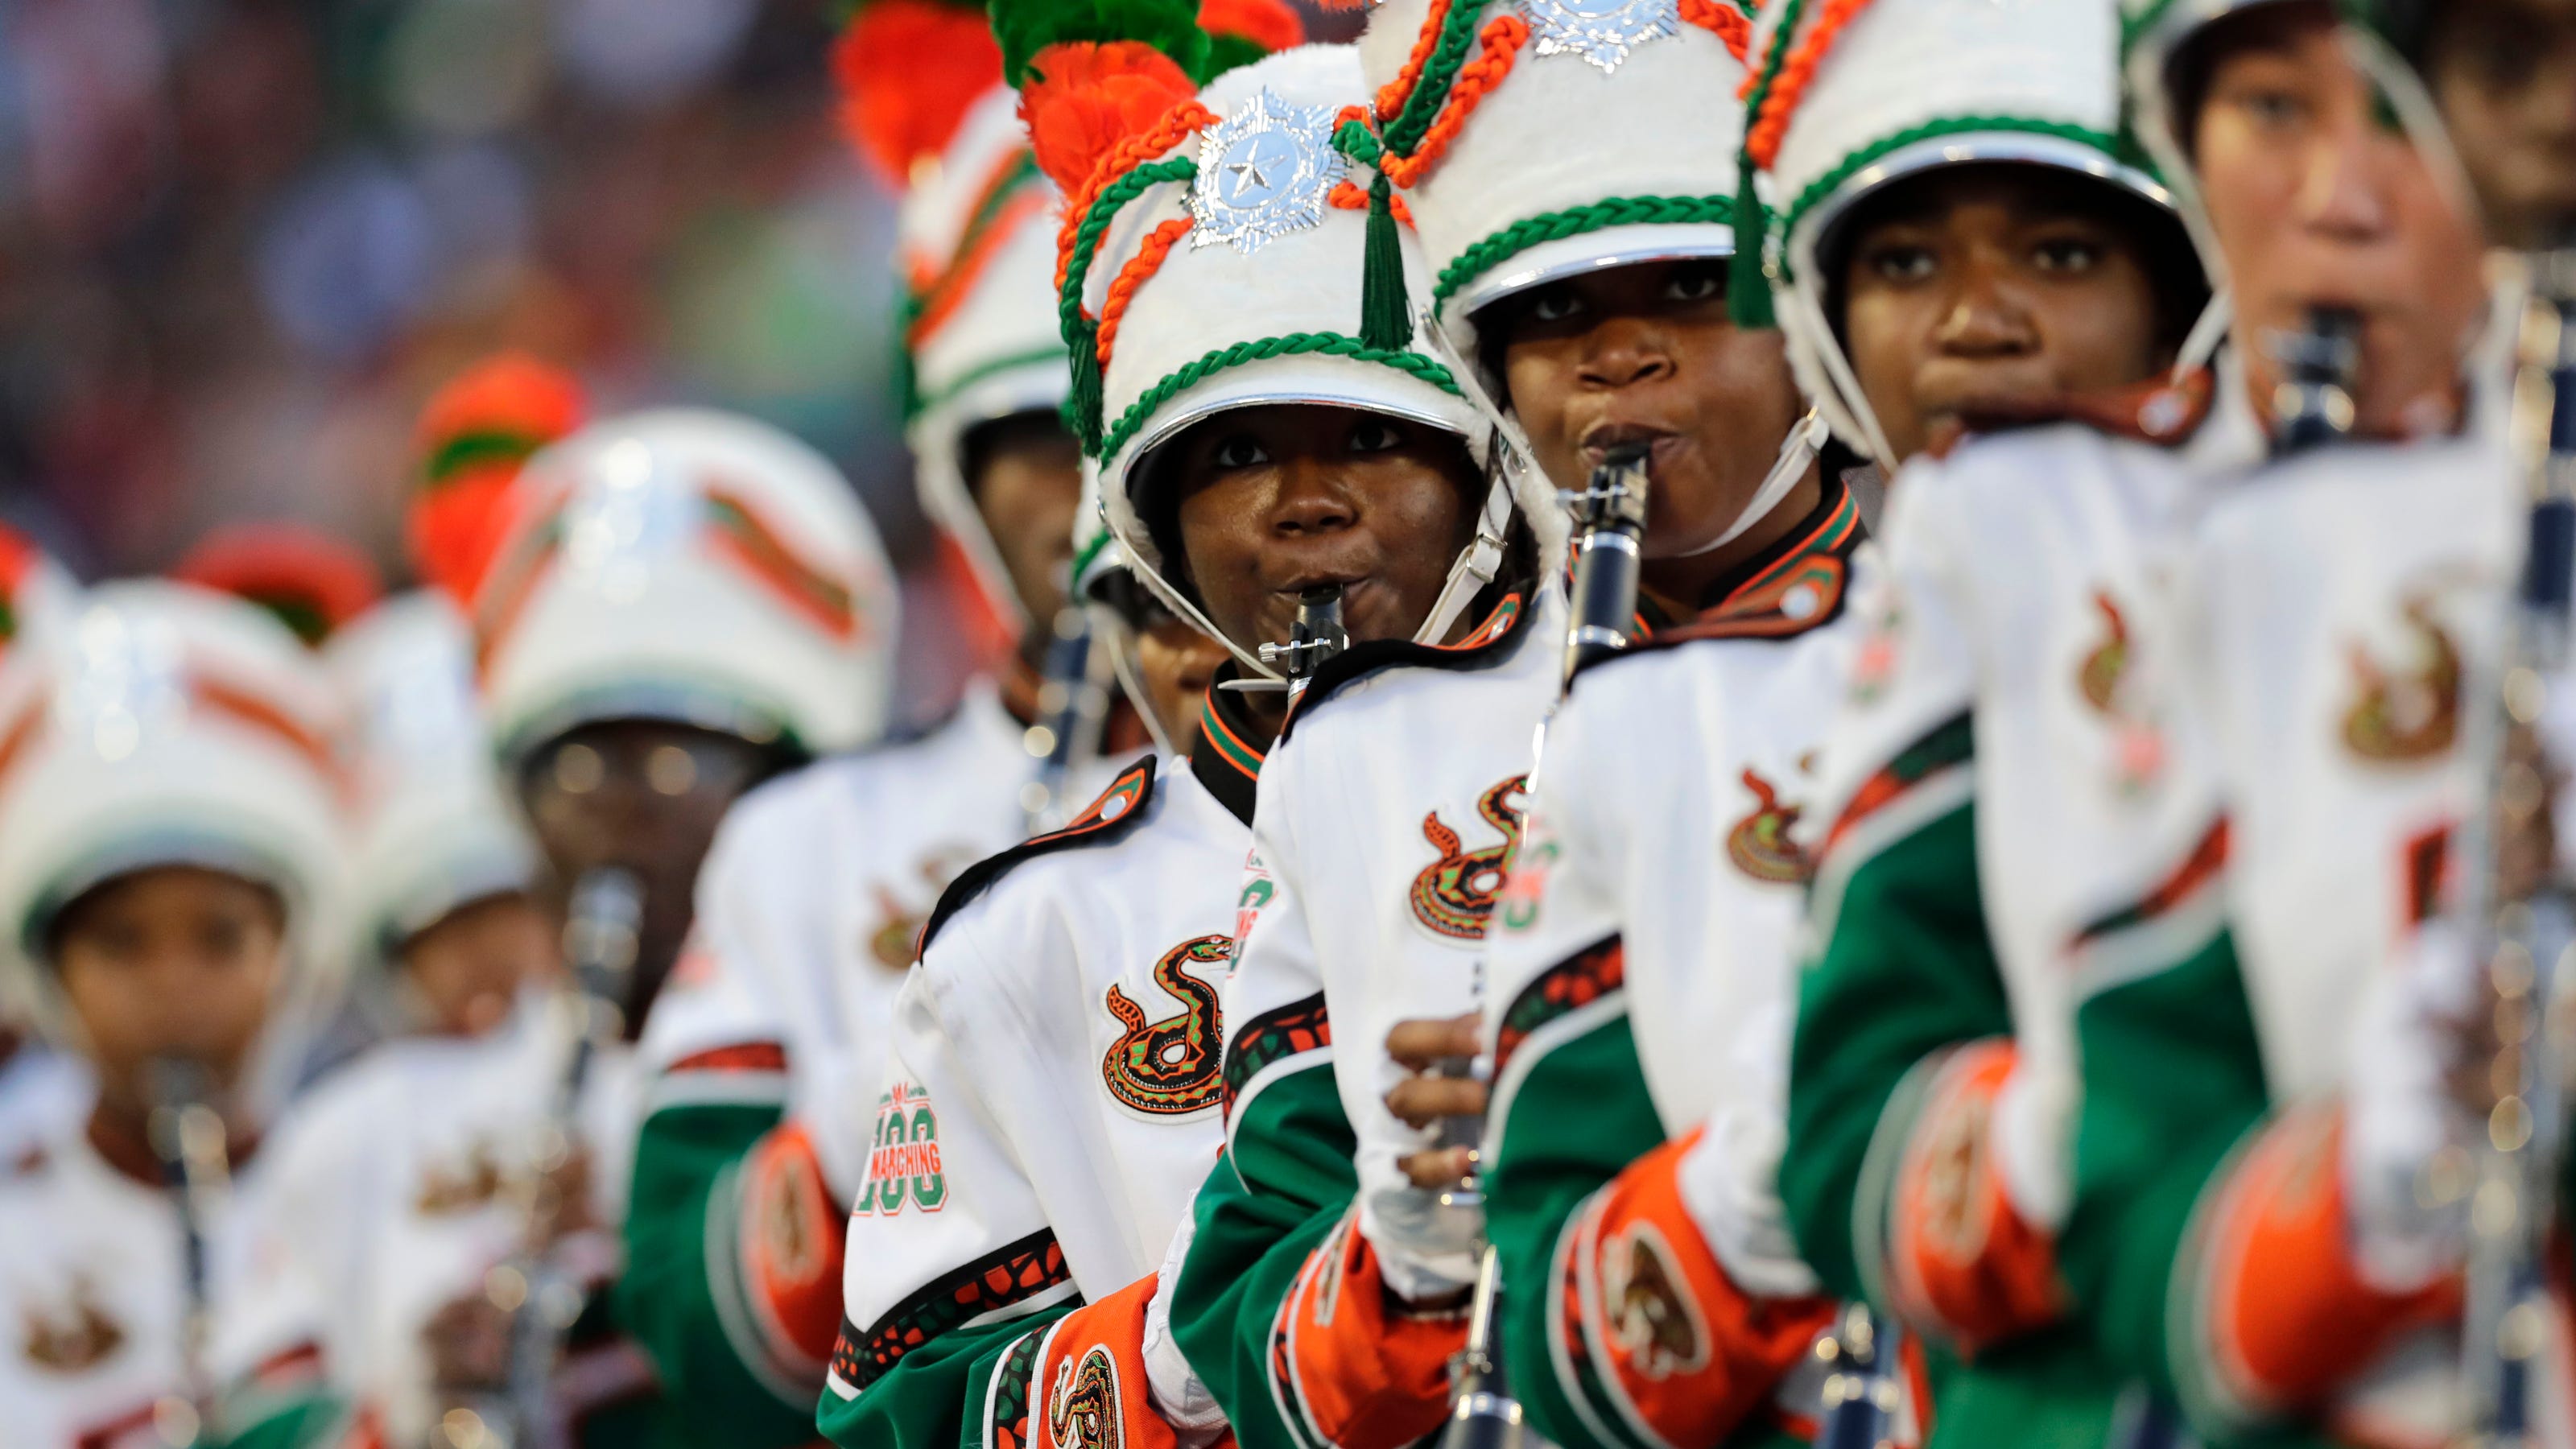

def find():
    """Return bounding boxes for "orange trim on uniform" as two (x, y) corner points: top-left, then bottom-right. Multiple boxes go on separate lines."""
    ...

(740, 1121), (849, 1368)
(2199, 1104), (2458, 1416)
(1569, 1129), (1837, 1447)
(1884, 1040), (2067, 1356)
(1272, 1211), (1463, 1449)
(1033, 1274), (1200, 1449)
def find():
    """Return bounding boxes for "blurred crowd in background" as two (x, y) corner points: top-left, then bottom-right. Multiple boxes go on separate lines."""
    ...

(0, 0), (1352, 720)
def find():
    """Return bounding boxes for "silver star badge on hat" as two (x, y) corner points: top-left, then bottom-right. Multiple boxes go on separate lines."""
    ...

(1525, 0), (1679, 73)
(1189, 89), (1345, 256)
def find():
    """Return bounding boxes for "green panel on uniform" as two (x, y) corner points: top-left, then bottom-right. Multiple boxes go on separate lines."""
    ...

(614, 1099), (822, 1447)
(1172, 1064), (1357, 1449)
(1782, 799), (2010, 1304)
(816, 1306), (1075, 1449)
(2062, 926), (2270, 1427)
(1485, 1005), (1665, 1449)
(216, 1393), (354, 1449)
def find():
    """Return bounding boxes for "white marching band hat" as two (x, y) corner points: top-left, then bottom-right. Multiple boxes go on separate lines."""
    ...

(0, 580), (354, 1110)
(326, 592), (540, 968)
(1745, 0), (2181, 464)
(1054, 43), (1512, 677)
(470, 407), (901, 771)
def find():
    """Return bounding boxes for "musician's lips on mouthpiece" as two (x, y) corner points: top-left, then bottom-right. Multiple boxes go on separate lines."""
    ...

(1266, 568), (1379, 644)
(1578, 420), (1681, 473)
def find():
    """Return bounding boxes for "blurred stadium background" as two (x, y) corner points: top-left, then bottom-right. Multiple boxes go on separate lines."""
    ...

(0, 0), (1358, 720)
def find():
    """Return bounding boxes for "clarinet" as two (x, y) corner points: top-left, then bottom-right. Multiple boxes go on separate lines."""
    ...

(2459, 246), (2576, 1449)
(144, 1055), (231, 1448)
(2266, 305), (2364, 457)
(1563, 444), (1651, 687)
(1257, 585), (1349, 704)
(452, 867), (643, 1449)
(1023, 607), (1118, 833)
(1432, 446), (1655, 1449)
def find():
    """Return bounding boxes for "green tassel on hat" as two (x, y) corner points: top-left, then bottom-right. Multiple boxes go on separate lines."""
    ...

(1067, 316), (1105, 453)
(1360, 172), (1413, 351)
(1728, 180), (1776, 329)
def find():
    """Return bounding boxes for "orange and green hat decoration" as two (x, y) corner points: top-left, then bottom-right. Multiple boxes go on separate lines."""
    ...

(409, 353), (588, 609)
(173, 522), (386, 648)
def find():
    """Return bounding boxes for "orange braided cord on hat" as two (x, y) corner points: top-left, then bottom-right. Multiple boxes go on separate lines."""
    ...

(1054, 97), (1220, 292)
(1327, 180), (1412, 223)
(1745, 0), (1876, 169)
(909, 157), (1052, 349)
(1678, 0), (1754, 60)
(1094, 217), (1195, 366)
(1371, 0), (1457, 127)
(1375, 14), (1528, 187)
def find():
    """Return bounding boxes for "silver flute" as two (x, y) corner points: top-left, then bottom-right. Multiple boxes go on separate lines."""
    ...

(2458, 246), (2576, 1449)
(144, 1055), (231, 1448)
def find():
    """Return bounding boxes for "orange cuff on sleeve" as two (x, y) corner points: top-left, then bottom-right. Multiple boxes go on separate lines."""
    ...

(1032, 1274), (1229, 1449)
(1567, 1129), (1838, 1447)
(739, 1120), (848, 1368)
(1269, 1212), (1463, 1449)
(2199, 1105), (2458, 1415)
(1885, 1040), (2066, 1355)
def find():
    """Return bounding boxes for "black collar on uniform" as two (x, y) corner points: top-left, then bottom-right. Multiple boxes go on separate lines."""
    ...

(1189, 665), (1272, 827)
(1276, 580), (1540, 745)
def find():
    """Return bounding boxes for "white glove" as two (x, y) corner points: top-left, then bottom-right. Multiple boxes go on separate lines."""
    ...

(2343, 918), (2485, 1293)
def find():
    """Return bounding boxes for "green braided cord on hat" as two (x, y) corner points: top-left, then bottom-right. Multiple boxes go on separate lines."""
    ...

(424, 429), (549, 485)
(1730, 0), (1811, 327)
(914, 344), (1071, 422)
(1433, 194), (1747, 314)
(1097, 333), (1464, 462)
(1059, 155), (1199, 449)
(988, 0), (1211, 88)
(1333, 118), (1385, 168)
(1381, 1), (1497, 158)
(1071, 526), (1119, 592)
(1774, 116), (2124, 282)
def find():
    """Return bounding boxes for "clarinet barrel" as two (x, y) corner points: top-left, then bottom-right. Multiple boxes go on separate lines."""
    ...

(2461, 246), (2576, 1449)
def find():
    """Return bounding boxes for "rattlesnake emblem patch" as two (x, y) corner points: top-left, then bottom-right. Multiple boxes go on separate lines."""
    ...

(1601, 1220), (1709, 1381)
(1410, 775), (1530, 941)
(1047, 1344), (1125, 1449)
(2342, 593), (2462, 763)
(1725, 768), (1810, 885)
(21, 1276), (122, 1373)
(1101, 935), (1229, 1117)
(2077, 592), (2130, 713)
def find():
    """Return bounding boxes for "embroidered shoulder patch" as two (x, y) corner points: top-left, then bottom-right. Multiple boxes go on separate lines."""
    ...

(1102, 935), (1230, 1117)
(857, 1081), (947, 1216)
(1410, 774), (1530, 942)
(1047, 1344), (1125, 1449)
(917, 759), (1158, 960)
(20, 1276), (123, 1374)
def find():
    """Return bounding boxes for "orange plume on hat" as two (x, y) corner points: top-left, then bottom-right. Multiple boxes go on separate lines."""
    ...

(1017, 41), (1204, 197)
(831, 0), (1007, 185)
(1196, 0), (1306, 55)
(175, 523), (386, 647)
(409, 353), (587, 609)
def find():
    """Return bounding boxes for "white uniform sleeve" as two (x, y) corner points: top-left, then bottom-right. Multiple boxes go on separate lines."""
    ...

(213, 1082), (367, 1406)
(836, 956), (1062, 1359)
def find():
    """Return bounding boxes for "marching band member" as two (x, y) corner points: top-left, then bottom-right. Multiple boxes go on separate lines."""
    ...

(217, 399), (898, 1447)
(0, 579), (349, 1449)
(1762, 0), (2269, 1439)
(0, 526), (91, 1172)
(819, 6), (1585, 1440)
(1341, 2), (2215, 1447)
(2056, 2), (2558, 1442)
(606, 4), (1125, 1437)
